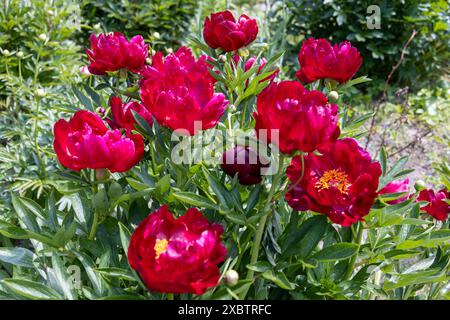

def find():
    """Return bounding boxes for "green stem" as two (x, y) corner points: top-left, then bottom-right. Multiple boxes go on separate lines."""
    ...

(89, 177), (100, 240)
(227, 111), (233, 137)
(343, 222), (364, 281)
(241, 154), (285, 299)
(240, 101), (248, 128)
(88, 210), (100, 241)
(33, 99), (47, 179)
(18, 58), (22, 80)
(149, 141), (157, 174)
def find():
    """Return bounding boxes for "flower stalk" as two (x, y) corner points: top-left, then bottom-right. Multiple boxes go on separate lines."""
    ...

(241, 153), (285, 298)
(343, 222), (364, 281)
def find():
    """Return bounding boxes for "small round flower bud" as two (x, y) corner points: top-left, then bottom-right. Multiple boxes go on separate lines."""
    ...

(80, 66), (91, 76)
(96, 107), (106, 116)
(229, 104), (236, 112)
(95, 168), (110, 182)
(238, 48), (249, 57)
(218, 55), (227, 63)
(47, 10), (54, 16)
(38, 33), (48, 41)
(3, 49), (10, 56)
(151, 49), (156, 56)
(327, 91), (339, 102)
(35, 88), (46, 97)
(414, 180), (427, 191)
(152, 32), (161, 39)
(166, 48), (173, 54)
(108, 181), (122, 200)
(260, 43), (269, 51)
(145, 57), (152, 65)
(16, 51), (24, 58)
(224, 269), (239, 286)
(93, 23), (101, 30)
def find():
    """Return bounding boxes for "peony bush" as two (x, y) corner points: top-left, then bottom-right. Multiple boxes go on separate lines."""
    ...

(0, 9), (449, 300)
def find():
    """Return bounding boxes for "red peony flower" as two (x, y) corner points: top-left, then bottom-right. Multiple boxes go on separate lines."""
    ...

(140, 46), (228, 135)
(295, 38), (362, 84)
(285, 138), (382, 226)
(221, 146), (269, 185)
(87, 32), (148, 75)
(203, 10), (258, 52)
(378, 178), (410, 204)
(110, 96), (153, 131)
(253, 81), (340, 155)
(53, 110), (144, 172)
(128, 205), (227, 295)
(417, 189), (450, 221)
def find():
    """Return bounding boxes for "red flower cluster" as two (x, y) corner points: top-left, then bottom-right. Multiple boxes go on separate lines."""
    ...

(128, 205), (227, 295)
(87, 32), (148, 75)
(109, 96), (153, 131)
(221, 146), (269, 185)
(53, 110), (144, 172)
(203, 10), (258, 52)
(417, 189), (450, 221)
(285, 138), (382, 226)
(254, 81), (340, 154)
(140, 47), (228, 135)
(296, 38), (362, 84)
(378, 179), (410, 204)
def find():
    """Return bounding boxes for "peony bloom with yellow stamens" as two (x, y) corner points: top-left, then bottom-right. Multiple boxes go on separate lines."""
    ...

(127, 205), (227, 295)
(285, 138), (382, 226)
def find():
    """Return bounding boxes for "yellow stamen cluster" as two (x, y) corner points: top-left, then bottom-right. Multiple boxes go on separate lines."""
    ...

(154, 239), (169, 259)
(315, 169), (350, 194)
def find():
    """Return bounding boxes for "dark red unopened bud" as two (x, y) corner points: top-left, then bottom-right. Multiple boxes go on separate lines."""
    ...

(221, 146), (269, 185)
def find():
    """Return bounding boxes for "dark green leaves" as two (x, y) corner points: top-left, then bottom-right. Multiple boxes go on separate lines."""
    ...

(261, 270), (295, 290)
(1, 279), (62, 300)
(72, 85), (94, 112)
(0, 247), (35, 268)
(282, 215), (328, 258)
(310, 243), (360, 262)
(173, 192), (219, 210)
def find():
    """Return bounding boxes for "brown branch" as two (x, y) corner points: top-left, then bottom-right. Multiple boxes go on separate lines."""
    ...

(365, 30), (418, 149)
(388, 129), (431, 158)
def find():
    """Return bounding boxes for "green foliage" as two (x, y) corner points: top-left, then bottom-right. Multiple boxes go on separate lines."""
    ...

(0, 0), (82, 218)
(79, 0), (199, 49)
(270, 0), (449, 93)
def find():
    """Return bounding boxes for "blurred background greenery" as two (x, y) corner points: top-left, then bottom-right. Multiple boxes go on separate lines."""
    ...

(1, 0), (449, 214)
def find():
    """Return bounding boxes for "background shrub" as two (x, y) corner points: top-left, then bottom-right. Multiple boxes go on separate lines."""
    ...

(0, 0), (82, 218)
(79, 0), (198, 49)
(271, 0), (449, 94)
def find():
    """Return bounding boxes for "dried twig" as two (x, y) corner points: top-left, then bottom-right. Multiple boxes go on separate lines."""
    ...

(389, 129), (432, 158)
(365, 30), (418, 149)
